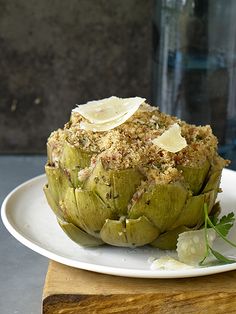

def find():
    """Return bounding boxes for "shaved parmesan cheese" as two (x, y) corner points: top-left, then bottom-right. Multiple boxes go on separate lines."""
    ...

(150, 255), (194, 270)
(73, 96), (145, 126)
(177, 229), (216, 265)
(152, 123), (187, 153)
(79, 102), (142, 132)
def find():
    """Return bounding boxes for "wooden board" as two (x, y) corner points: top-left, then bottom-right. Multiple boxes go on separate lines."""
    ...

(43, 261), (236, 313)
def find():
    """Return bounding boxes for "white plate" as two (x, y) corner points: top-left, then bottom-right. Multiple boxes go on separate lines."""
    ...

(1, 169), (236, 278)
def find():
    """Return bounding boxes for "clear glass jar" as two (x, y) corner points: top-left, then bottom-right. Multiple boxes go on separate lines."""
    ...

(152, 0), (236, 168)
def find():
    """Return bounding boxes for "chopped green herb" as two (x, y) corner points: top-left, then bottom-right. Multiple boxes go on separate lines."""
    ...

(209, 247), (235, 264)
(199, 203), (236, 266)
(214, 213), (235, 237)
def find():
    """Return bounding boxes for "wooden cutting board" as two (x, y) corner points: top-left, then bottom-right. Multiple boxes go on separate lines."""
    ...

(42, 261), (236, 314)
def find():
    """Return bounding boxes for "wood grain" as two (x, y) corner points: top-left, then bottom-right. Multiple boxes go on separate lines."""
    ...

(43, 261), (236, 314)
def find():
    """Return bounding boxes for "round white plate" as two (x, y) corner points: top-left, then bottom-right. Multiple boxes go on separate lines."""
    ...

(2, 169), (236, 278)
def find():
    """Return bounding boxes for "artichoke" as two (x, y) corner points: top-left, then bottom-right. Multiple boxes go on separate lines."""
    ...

(44, 99), (228, 249)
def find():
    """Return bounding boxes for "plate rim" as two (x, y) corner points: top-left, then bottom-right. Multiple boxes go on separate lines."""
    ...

(2, 170), (236, 279)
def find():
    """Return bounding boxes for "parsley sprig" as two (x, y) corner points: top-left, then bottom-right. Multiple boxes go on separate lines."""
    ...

(199, 203), (236, 266)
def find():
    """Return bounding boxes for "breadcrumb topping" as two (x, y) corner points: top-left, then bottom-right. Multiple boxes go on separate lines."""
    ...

(47, 102), (221, 183)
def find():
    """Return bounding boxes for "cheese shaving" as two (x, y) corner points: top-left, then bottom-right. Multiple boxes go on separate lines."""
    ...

(152, 123), (187, 153)
(73, 96), (145, 131)
(150, 255), (194, 270)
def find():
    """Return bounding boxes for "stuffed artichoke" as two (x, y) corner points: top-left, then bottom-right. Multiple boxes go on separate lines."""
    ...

(44, 97), (228, 249)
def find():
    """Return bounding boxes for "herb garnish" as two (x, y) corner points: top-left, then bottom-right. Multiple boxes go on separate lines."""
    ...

(199, 203), (236, 265)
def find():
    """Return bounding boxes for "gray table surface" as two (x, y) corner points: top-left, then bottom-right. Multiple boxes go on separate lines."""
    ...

(0, 156), (48, 314)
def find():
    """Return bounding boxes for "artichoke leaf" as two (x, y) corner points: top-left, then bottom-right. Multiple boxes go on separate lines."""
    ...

(100, 216), (160, 247)
(202, 171), (221, 194)
(84, 160), (114, 208)
(47, 142), (56, 166)
(60, 140), (93, 187)
(44, 185), (78, 223)
(151, 226), (191, 250)
(60, 139), (92, 169)
(100, 219), (127, 246)
(209, 201), (221, 218)
(43, 184), (64, 220)
(171, 190), (215, 229)
(112, 168), (144, 215)
(58, 219), (104, 247)
(84, 160), (144, 214)
(45, 165), (72, 203)
(126, 216), (160, 246)
(177, 160), (210, 195)
(60, 187), (79, 225)
(129, 183), (189, 232)
(202, 155), (226, 193)
(68, 168), (81, 189)
(75, 189), (115, 237)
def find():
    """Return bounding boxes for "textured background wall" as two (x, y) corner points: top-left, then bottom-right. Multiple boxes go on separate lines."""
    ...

(0, 0), (153, 153)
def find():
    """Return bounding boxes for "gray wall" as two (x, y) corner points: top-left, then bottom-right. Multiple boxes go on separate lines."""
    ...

(0, 0), (153, 153)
